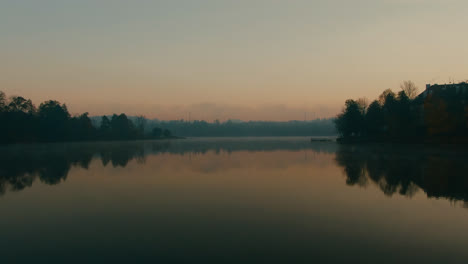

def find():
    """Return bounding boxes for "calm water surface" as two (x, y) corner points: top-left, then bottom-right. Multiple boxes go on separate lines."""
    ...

(1, 137), (468, 263)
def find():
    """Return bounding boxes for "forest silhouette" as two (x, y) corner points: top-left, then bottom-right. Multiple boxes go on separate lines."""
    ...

(149, 119), (335, 137)
(0, 91), (336, 144)
(335, 81), (468, 143)
(0, 91), (173, 144)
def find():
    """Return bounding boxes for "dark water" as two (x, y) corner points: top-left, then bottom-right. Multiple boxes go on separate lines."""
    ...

(1, 137), (468, 263)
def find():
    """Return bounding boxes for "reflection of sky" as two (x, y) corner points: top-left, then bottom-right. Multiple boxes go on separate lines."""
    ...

(2, 0), (468, 120)
(1, 144), (468, 262)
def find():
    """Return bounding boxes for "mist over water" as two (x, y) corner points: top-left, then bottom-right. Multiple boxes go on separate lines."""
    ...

(1, 138), (468, 263)
(3, 0), (468, 262)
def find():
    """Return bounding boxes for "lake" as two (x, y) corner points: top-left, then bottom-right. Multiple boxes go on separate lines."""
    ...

(1, 137), (468, 263)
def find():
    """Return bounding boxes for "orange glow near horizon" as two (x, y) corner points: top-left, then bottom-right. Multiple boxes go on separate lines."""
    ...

(1, 0), (468, 120)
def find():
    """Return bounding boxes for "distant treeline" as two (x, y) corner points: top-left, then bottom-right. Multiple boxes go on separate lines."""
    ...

(0, 91), (173, 144)
(335, 81), (468, 143)
(140, 119), (336, 137)
(1, 90), (335, 144)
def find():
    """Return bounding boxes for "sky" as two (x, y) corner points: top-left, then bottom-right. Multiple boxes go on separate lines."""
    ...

(1, 0), (468, 121)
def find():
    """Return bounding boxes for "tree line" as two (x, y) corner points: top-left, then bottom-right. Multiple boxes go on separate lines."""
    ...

(0, 91), (173, 144)
(335, 81), (468, 143)
(146, 119), (336, 137)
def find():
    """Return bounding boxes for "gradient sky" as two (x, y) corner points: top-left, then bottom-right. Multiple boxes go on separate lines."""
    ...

(1, 0), (468, 121)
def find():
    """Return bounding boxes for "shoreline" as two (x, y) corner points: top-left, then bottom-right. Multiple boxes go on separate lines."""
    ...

(337, 137), (468, 145)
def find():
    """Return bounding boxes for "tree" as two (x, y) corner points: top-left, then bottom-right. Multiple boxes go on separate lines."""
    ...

(110, 114), (136, 140)
(400, 80), (419, 99)
(69, 113), (95, 141)
(38, 100), (70, 120)
(152, 127), (163, 138)
(365, 100), (384, 136)
(135, 115), (147, 136)
(381, 91), (400, 137)
(379, 89), (395, 106)
(3, 95), (36, 143)
(163, 129), (172, 138)
(0, 91), (6, 111)
(8, 96), (36, 114)
(394, 91), (414, 137)
(357, 97), (369, 110)
(38, 100), (71, 141)
(335, 99), (366, 138)
(465, 106), (468, 131)
(99, 116), (111, 138)
(397, 90), (410, 103)
(0, 91), (6, 142)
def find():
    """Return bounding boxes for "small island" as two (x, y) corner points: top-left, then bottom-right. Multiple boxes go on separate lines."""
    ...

(335, 81), (468, 144)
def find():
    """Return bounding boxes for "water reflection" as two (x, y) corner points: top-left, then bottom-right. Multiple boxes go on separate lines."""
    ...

(2, 139), (468, 205)
(335, 145), (468, 203)
(0, 138), (336, 196)
(2, 139), (468, 263)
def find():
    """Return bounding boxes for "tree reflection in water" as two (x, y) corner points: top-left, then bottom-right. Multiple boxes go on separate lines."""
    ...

(2, 140), (467, 205)
(335, 144), (468, 204)
(0, 139), (336, 196)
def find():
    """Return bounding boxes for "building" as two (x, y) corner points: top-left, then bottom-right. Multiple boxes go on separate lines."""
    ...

(418, 82), (468, 100)
(413, 82), (468, 127)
